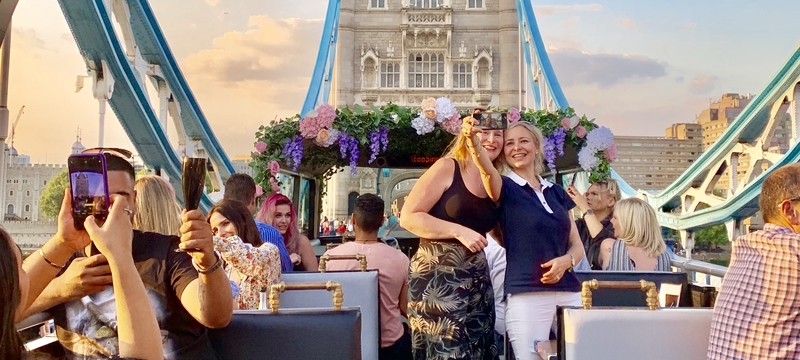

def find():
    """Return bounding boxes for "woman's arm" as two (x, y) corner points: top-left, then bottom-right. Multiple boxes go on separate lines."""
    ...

(464, 120), (503, 202)
(214, 236), (281, 284)
(566, 185), (605, 238)
(297, 235), (318, 271)
(599, 238), (615, 270)
(541, 220), (586, 284)
(399, 159), (488, 251)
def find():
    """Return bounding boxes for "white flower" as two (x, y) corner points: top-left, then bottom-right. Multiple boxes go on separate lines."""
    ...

(391, 113), (399, 124)
(411, 116), (435, 135)
(569, 115), (580, 129)
(578, 146), (599, 171)
(586, 126), (615, 152)
(435, 97), (457, 123)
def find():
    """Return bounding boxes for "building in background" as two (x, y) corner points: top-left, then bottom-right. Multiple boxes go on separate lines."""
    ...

(325, 0), (520, 218)
(614, 131), (703, 192)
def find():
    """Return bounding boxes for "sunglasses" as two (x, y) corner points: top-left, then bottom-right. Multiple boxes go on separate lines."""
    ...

(82, 147), (133, 160)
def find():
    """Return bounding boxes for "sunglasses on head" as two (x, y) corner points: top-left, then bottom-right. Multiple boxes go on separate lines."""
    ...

(82, 147), (133, 160)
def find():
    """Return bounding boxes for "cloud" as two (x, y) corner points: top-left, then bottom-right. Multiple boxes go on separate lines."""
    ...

(547, 48), (668, 88)
(561, 16), (579, 28)
(204, 0), (221, 6)
(534, 4), (603, 16)
(688, 73), (718, 94)
(682, 23), (698, 29)
(618, 18), (636, 31)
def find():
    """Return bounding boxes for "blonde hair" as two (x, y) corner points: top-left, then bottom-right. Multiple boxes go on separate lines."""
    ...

(505, 122), (546, 175)
(133, 175), (182, 236)
(613, 197), (666, 258)
(443, 118), (506, 171)
(593, 178), (621, 203)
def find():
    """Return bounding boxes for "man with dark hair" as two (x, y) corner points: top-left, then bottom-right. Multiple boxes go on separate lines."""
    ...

(25, 149), (233, 359)
(324, 194), (411, 360)
(708, 163), (800, 359)
(223, 173), (292, 272)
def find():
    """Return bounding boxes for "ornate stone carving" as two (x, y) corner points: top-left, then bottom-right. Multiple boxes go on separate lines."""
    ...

(408, 33), (447, 48)
(407, 13), (446, 24)
(451, 95), (473, 103)
(459, 41), (466, 58)
(474, 92), (492, 107)
(363, 92), (379, 103)
(386, 41), (395, 58)
(407, 95), (426, 104)
(380, 95), (401, 104)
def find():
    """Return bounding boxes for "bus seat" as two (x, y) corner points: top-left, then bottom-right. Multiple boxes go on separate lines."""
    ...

(557, 307), (712, 360)
(280, 271), (380, 360)
(574, 271), (692, 307)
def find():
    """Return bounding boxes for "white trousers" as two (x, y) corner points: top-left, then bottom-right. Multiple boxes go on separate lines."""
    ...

(505, 291), (581, 360)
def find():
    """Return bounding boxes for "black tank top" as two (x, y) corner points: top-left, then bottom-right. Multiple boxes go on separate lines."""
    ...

(425, 159), (498, 242)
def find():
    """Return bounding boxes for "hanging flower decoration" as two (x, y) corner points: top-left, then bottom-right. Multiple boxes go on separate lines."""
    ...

(251, 100), (615, 197)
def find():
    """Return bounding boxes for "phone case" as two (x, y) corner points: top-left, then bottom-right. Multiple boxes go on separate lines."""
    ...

(67, 153), (110, 230)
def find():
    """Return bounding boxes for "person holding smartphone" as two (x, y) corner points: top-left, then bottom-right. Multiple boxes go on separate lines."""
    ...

(464, 120), (584, 360)
(23, 148), (233, 360)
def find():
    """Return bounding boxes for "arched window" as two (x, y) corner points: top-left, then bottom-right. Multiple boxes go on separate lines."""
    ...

(347, 192), (360, 216)
(363, 58), (377, 89)
(408, 53), (444, 88)
(26, 190), (30, 197)
(6, 204), (13, 215)
(24, 205), (30, 212)
(9, 190), (13, 196)
(477, 58), (490, 89)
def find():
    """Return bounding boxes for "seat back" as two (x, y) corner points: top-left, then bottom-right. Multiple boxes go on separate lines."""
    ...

(280, 271), (380, 360)
(209, 308), (362, 360)
(574, 271), (691, 307)
(557, 307), (712, 360)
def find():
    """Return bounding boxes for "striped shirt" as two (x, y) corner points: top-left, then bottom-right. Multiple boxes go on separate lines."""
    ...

(708, 224), (800, 359)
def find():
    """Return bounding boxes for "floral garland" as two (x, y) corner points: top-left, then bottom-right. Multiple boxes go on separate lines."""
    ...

(251, 98), (616, 196)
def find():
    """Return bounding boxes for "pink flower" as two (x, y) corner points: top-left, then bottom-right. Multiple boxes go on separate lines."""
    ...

(268, 160), (280, 175)
(441, 114), (462, 135)
(299, 117), (321, 139)
(421, 97), (437, 110)
(316, 103), (336, 128)
(255, 141), (267, 154)
(508, 108), (521, 123)
(575, 125), (587, 138)
(269, 177), (280, 193)
(561, 118), (571, 130)
(604, 143), (618, 162)
(255, 184), (264, 197)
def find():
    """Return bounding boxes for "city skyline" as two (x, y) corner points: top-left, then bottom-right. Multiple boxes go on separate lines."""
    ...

(7, 0), (800, 163)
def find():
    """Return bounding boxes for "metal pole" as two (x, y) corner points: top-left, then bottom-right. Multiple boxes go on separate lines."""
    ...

(0, 19), (10, 143)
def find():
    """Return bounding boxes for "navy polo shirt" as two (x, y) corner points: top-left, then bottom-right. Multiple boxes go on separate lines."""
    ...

(499, 172), (581, 295)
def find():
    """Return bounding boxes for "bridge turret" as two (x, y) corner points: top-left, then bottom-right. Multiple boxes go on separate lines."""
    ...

(498, 0), (520, 108)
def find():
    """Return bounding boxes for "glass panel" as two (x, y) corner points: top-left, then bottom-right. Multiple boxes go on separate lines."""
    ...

(409, 74), (415, 87)
(477, 0), (482, 7)
(409, 53), (414, 61)
(380, 0), (385, 7)
(423, 62), (429, 72)
(298, 178), (312, 238)
(423, 54), (429, 61)
(277, 173), (296, 200)
(438, 74), (444, 87)
(438, 54), (444, 62)
(381, 63), (386, 72)
(438, 62), (444, 72)
(467, 74), (472, 87)
(415, 74), (422, 87)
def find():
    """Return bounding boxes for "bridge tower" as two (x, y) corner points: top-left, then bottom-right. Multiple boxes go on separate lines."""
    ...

(323, 0), (520, 219)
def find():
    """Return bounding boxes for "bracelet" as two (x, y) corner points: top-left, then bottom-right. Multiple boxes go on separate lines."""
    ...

(193, 251), (223, 274)
(40, 248), (65, 269)
(567, 254), (575, 271)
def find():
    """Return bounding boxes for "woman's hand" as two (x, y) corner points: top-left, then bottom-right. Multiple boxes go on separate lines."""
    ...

(540, 255), (572, 284)
(566, 185), (590, 213)
(461, 117), (482, 150)
(290, 253), (302, 265)
(84, 195), (134, 262)
(455, 227), (488, 253)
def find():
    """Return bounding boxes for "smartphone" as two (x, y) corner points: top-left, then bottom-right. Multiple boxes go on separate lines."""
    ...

(473, 111), (508, 130)
(68, 154), (110, 231)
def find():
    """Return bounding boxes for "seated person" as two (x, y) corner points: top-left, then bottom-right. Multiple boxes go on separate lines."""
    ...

(207, 200), (281, 310)
(323, 194), (411, 360)
(708, 163), (800, 359)
(598, 197), (671, 271)
(5, 195), (164, 360)
(23, 149), (233, 359)
(567, 179), (619, 269)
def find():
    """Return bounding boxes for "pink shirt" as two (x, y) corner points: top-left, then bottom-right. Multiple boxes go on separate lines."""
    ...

(324, 241), (410, 347)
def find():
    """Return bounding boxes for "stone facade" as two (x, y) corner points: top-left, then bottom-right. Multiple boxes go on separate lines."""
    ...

(326, 0), (519, 218)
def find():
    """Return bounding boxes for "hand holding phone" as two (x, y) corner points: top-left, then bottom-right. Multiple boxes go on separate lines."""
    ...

(472, 110), (508, 130)
(68, 154), (110, 231)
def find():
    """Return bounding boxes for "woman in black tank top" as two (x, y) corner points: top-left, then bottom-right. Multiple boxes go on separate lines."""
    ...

(400, 127), (504, 360)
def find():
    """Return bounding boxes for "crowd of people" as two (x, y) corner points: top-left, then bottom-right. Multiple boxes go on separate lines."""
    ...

(3, 117), (799, 360)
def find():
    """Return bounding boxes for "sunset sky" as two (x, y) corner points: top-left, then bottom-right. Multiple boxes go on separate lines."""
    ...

(8, 0), (800, 164)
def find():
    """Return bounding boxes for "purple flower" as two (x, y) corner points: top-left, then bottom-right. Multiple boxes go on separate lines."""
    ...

(379, 126), (389, 152)
(543, 136), (557, 172)
(339, 133), (350, 160)
(281, 136), (304, 171)
(552, 128), (566, 157)
(349, 136), (360, 175)
(368, 131), (381, 164)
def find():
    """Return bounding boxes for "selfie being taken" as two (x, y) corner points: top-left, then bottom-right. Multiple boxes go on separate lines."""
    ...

(7, 1), (800, 360)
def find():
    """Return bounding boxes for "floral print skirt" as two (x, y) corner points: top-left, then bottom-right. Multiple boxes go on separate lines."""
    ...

(408, 240), (498, 360)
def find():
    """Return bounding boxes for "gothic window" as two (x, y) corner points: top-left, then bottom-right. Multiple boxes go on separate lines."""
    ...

(381, 62), (400, 88)
(452, 63), (472, 88)
(412, 0), (443, 8)
(363, 58), (377, 89)
(408, 53), (445, 88)
(6, 204), (12, 214)
(477, 58), (490, 89)
(370, 0), (385, 8)
(468, 0), (483, 8)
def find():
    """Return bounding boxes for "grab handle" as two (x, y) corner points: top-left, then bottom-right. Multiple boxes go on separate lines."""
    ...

(268, 281), (344, 314)
(581, 279), (659, 310)
(318, 254), (367, 272)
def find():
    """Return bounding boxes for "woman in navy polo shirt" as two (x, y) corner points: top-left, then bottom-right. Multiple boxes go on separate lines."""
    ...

(401, 124), (504, 359)
(465, 120), (585, 360)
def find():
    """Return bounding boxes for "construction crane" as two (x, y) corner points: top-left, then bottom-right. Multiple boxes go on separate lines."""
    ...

(10, 105), (23, 156)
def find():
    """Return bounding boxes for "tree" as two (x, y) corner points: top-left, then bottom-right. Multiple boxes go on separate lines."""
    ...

(39, 170), (69, 219)
(694, 224), (728, 249)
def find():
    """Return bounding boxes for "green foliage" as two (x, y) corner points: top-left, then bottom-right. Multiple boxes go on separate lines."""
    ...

(695, 224), (729, 247)
(38, 170), (69, 219)
(251, 102), (613, 195)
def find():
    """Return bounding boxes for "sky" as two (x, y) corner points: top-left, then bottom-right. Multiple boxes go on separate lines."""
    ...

(7, 0), (800, 164)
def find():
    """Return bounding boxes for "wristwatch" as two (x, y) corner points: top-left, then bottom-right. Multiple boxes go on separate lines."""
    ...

(584, 209), (594, 217)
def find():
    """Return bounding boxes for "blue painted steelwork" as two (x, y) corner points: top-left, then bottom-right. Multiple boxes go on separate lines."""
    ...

(516, 0), (569, 110)
(300, 0), (342, 117)
(58, 0), (214, 210)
